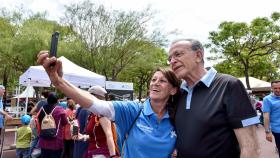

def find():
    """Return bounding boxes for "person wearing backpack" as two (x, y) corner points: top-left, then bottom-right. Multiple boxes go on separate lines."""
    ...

(38, 92), (68, 158)
(73, 86), (119, 158)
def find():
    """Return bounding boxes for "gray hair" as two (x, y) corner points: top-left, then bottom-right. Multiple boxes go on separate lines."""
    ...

(171, 39), (204, 52)
(171, 39), (204, 63)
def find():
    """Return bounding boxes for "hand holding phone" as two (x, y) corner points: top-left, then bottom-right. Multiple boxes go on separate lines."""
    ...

(50, 31), (59, 57)
(72, 125), (79, 136)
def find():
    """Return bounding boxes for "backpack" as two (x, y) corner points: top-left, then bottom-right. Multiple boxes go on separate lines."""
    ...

(39, 106), (61, 139)
(87, 114), (120, 156)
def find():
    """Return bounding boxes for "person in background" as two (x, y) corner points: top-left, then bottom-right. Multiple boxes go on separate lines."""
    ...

(62, 97), (76, 158)
(37, 52), (180, 158)
(16, 114), (32, 158)
(29, 112), (41, 158)
(27, 101), (36, 116)
(73, 105), (91, 158)
(167, 39), (259, 158)
(38, 92), (68, 158)
(75, 85), (119, 158)
(263, 80), (280, 157)
(58, 97), (67, 110)
(0, 85), (13, 138)
(256, 99), (263, 125)
(30, 91), (49, 115)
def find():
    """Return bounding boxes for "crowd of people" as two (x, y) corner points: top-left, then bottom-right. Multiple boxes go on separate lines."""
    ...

(0, 38), (280, 158)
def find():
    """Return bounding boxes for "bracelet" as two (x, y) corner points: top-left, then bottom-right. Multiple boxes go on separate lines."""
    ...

(265, 128), (271, 134)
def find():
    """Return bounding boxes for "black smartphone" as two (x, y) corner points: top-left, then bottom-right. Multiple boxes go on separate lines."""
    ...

(50, 31), (59, 57)
(72, 125), (79, 136)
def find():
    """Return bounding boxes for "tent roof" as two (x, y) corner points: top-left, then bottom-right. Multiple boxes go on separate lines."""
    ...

(20, 56), (106, 88)
(13, 85), (35, 98)
(238, 77), (271, 91)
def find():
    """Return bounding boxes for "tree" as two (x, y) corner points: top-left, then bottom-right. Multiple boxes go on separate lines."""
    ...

(0, 8), (85, 100)
(118, 43), (168, 99)
(62, 0), (167, 80)
(0, 12), (18, 94)
(207, 12), (280, 89)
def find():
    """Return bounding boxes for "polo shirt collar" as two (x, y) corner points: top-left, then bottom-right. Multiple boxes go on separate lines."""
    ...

(143, 98), (170, 119)
(181, 67), (217, 90)
(271, 93), (280, 98)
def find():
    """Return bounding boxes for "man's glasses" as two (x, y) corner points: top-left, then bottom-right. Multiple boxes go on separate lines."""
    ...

(167, 51), (186, 64)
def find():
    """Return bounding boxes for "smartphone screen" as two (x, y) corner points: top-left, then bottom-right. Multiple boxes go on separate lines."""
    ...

(72, 125), (79, 136)
(50, 32), (59, 57)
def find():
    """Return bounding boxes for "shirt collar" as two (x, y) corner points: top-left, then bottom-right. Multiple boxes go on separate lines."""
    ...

(143, 98), (170, 119)
(271, 93), (280, 98)
(181, 67), (217, 90)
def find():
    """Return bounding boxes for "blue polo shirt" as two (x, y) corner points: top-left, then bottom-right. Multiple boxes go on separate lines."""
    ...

(0, 97), (4, 128)
(263, 94), (280, 133)
(113, 99), (176, 158)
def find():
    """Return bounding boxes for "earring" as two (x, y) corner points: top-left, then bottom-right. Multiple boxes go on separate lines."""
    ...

(171, 95), (174, 102)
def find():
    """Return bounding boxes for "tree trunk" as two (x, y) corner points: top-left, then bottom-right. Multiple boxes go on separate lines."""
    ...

(2, 67), (8, 110)
(138, 76), (144, 100)
(244, 60), (251, 90)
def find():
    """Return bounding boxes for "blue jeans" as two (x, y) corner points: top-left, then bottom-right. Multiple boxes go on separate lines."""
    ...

(16, 148), (30, 158)
(272, 132), (280, 157)
(29, 137), (39, 157)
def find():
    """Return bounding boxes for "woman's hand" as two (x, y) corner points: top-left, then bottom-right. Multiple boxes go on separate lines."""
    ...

(37, 50), (63, 87)
(72, 133), (86, 141)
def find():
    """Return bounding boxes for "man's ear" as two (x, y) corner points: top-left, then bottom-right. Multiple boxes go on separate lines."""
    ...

(195, 50), (204, 62)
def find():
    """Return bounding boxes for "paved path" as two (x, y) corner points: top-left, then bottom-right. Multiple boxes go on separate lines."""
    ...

(257, 125), (279, 158)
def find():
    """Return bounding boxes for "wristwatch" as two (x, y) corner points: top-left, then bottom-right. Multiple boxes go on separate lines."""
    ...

(265, 128), (271, 134)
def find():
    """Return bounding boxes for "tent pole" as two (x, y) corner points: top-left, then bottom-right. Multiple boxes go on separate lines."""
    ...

(25, 78), (31, 115)
(16, 85), (20, 118)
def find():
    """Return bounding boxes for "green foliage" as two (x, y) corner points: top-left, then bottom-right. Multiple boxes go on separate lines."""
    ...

(118, 44), (168, 99)
(0, 2), (169, 99)
(208, 12), (280, 89)
(62, 0), (167, 82)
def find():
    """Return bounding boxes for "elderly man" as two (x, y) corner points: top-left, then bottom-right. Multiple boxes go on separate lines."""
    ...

(168, 39), (259, 158)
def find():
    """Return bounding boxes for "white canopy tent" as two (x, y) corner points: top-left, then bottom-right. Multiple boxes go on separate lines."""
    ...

(13, 85), (35, 98)
(18, 56), (106, 115)
(238, 77), (271, 91)
(19, 56), (106, 88)
(12, 85), (36, 115)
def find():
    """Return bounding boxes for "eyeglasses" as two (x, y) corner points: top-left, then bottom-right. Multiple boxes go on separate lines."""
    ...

(167, 48), (196, 64)
(167, 50), (187, 64)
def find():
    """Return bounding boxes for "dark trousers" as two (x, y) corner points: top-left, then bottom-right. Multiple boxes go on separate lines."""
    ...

(272, 132), (280, 157)
(62, 139), (74, 158)
(41, 148), (62, 158)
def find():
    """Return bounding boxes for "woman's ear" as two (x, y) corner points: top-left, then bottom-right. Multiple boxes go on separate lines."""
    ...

(170, 87), (177, 95)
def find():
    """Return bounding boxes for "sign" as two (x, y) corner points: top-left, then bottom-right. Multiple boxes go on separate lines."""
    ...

(105, 81), (133, 91)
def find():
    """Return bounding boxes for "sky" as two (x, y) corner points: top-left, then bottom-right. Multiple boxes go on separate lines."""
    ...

(1, 0), (280, 66)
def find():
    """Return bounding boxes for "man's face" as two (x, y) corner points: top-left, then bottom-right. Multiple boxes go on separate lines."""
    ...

(272, 82), (280, 96)
(0, 88), (5, 97)
(168, 41), (200, 80)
